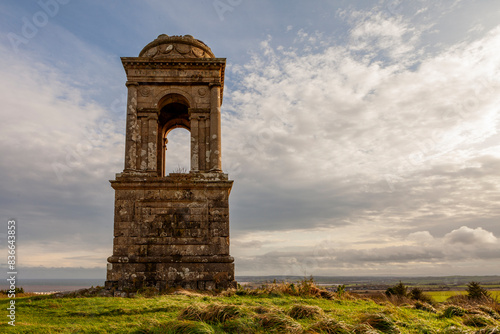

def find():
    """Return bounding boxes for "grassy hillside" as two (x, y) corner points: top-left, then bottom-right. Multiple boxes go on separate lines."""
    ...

(1, 282), (499, 333)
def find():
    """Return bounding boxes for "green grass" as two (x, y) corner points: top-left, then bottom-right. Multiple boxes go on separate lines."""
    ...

(1, 288), (499, 333)
(428, 290), (500, 303)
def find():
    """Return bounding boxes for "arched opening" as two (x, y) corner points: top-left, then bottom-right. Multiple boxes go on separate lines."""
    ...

(157, 94), (191, 176)
(164, 127), (190, 174)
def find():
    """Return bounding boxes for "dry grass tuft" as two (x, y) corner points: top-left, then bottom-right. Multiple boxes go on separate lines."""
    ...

(352, 323), (380, 334)
(307, 318), (351, 334)
(288, 304), (323, 320)
(236, 277), (339, 299)
(463, 314), (494, 328)
(477, 306), (500, 320)
(172, 289), (207, 298)
(414, 301), (437, 313)
(441, 326), (469, 334)
(360, 313), (400, 334)
(475, 327), (500, 334)
(441, 305), (467, 318)
(178, 303), (241, 323)
(221, 318), (259, 334)
(165, 320), (215, 334)
(258, 312), (303, 333)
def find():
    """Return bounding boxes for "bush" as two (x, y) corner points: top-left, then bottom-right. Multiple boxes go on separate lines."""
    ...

(385, 281), (407, 298)
(409, 287), (432, 303)
(467, 282), (491, 301)
(0, 286), (24, 294)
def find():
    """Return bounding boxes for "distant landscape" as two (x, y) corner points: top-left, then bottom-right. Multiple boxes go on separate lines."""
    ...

(2, 275), (499, 294)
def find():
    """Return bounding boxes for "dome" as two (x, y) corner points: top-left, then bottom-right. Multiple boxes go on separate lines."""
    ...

(139, 34), (215, 59)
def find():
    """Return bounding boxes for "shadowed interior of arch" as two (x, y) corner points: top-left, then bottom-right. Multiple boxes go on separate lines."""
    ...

(158, 99), (191, 175)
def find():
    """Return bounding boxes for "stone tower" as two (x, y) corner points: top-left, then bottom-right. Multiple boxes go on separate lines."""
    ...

(105, 34), (236, 292)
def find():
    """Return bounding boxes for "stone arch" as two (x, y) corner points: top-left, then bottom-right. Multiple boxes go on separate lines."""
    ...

(157, 93), (192, 176)
(154, 88), (195, 110)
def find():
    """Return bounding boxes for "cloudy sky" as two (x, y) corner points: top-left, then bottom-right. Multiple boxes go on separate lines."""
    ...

(1, 0), (500, 279)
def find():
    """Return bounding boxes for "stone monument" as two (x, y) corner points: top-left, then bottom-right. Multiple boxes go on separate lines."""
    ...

(105, 34), (236, 292)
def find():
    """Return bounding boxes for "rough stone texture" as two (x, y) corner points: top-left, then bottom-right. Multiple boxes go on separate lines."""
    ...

(106, 35), (235, 292)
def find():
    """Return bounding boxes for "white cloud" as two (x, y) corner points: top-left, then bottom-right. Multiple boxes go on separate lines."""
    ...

(0, 39), (124, 268)
(235, 226), (500, 276)
(444, 226), (498, 245)
(2, 1), (500, 277)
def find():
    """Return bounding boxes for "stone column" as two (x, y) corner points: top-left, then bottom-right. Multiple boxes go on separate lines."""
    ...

(147, 112), (158, 174)
(189, 112), (200, 172)
(124, 82), (139, 171)
(209, 83), (222, 171)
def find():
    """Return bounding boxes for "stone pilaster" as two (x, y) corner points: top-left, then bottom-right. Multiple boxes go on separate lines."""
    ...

(189, 112), (200, 172)
(210, 83), (222, 171)
(124, 82), (139, 171)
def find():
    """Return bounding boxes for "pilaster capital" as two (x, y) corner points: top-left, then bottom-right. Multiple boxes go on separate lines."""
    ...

(189, 113), (208, 121)
(188, 108), (210, 114)
(125, 81), (139, 87)
(137, 107), (159, 119)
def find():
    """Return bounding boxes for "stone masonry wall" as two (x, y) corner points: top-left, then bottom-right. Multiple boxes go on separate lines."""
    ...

(106, 172), (235, 292)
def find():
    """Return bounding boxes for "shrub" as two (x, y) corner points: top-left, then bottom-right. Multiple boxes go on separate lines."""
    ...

(0, 287), (24, 294)
(467, 282), (491, 301)
(288, 304), (323, 319)
(307, 318), (351, 334)
(337, 285), (346, 298)
(409, 287), (432, 303)
(385, 281), (408, 298)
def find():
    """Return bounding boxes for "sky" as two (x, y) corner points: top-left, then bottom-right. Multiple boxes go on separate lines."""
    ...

(0, 0), (500, 279)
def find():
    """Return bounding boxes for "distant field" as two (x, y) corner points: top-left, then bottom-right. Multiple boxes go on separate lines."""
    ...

(428, 290), (500, 302)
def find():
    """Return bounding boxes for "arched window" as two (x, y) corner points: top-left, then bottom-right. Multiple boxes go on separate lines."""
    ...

(164, 127), (190, 174)
(157, 94), (191, 176)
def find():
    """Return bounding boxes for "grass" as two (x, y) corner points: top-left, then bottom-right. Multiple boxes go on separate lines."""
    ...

(0, 284), (499, 333)
(428, 291), (500, 303)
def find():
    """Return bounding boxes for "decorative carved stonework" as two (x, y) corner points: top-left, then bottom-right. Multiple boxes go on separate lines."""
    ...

(105, 35), (235, 294)
(139, 34), (215, 60)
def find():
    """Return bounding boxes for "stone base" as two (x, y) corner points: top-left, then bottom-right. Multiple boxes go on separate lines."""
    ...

(106, 172), (235, 292)
(105, 261), (236, 292)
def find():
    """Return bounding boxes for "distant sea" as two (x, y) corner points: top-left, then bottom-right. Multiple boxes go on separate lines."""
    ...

(0, 279), (105, 293)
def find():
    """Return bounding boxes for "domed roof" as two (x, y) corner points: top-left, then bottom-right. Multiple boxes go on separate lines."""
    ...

(139, 34), (215, 59)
